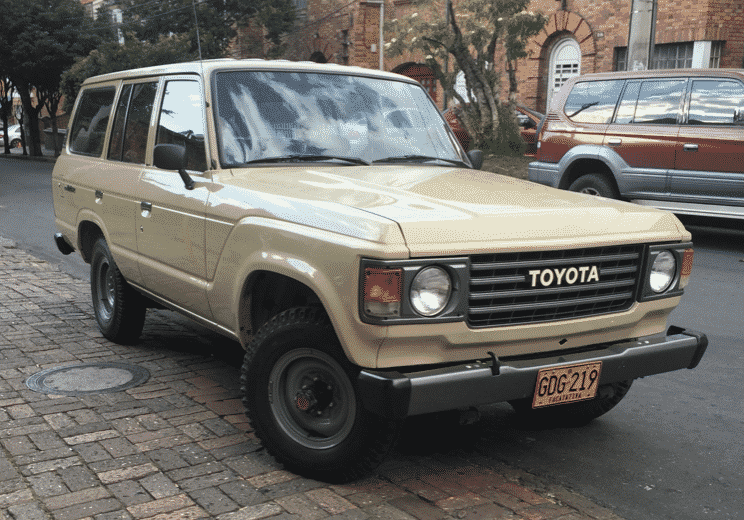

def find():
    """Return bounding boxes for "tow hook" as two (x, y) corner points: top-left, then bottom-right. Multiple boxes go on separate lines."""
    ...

(488, 351), (501, 376)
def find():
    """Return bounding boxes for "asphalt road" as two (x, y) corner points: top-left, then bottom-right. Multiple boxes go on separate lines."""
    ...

(1, 157), (742, 520)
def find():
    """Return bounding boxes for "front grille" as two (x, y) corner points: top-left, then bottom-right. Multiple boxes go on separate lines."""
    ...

(468, 245), (643, 328)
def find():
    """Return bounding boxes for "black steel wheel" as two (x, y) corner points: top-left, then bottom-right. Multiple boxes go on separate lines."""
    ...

(90, 237), (146, 344)
(568, 173), (620, 199)
(241, 307), (399, 482)
(510, 379), (633, 427)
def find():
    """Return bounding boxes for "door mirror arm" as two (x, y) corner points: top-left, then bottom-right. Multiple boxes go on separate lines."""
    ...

(153, 144), (195, 190)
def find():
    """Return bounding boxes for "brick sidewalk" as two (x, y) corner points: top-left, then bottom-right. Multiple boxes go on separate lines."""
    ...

(0, 237), (624, 520)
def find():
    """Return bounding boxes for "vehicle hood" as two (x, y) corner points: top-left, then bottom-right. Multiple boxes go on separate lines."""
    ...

(222, 165), (688, 256)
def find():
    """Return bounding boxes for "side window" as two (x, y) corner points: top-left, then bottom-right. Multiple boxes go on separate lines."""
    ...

(614, 82), (641, 124)
(564, 80), (624, 124)
(108, 84), (132, 160)
(69, 88), (116, 156)
(688, 79), (744, 125)
(108, 82), (158, 164)
(633, 80), (686, 124)
(156, 80), (207, 171)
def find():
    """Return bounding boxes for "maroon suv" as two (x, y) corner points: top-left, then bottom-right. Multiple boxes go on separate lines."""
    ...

(528, 69), (744, 220)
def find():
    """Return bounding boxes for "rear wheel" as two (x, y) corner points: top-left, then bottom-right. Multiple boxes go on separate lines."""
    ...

(90, 238), (146, 344)
(568, 173), (619, 199)
(10, 138), (21, 148)
(241, 307), (399, 483)
(510, 379), (633, 427)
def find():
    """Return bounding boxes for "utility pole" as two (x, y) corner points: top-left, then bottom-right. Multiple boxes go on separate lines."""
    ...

(626, 0), (657, 70)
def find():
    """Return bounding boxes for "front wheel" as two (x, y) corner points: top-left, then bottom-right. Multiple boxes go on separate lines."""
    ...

(568, 173), (619, 199)
(510, 380), (633, 427)
(241, 307), (399, 483)
(90, 237), (146, 344)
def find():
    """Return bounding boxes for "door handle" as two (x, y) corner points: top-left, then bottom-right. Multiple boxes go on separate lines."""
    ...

(683, 144), (698, 152)
(140, 201), (152, 212)
(63, 185), (76, 193)
(607, 138), (622, 145)
(95, 190), (103, 199)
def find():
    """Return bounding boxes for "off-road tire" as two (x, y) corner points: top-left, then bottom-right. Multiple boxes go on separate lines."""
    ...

(90, 237), (146, 344)
(568, 173), (620, 199)
(510, 379), (633, 427)
(241, 306), (400, 483)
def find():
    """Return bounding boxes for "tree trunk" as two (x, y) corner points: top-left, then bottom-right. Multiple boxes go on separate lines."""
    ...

(17, 86), (42, 156)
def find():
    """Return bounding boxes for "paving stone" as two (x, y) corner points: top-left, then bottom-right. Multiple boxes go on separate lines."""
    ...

(52, 498), (122, 520)
(6, 501), (51, 520)
(28, 472), (69, 497)
(108, 481), (152, 507)
(43, 486), (112, 510)
(387, 495), (449, 520)
(139, 473), (181, 499)
(217, 502), (284, 520)
(59, 465), (99, 491)
(125, 494), (196, 519)
(190, 486), (240, 515)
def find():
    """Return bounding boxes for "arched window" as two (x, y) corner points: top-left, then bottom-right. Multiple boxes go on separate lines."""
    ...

(548, 39), (581, 106)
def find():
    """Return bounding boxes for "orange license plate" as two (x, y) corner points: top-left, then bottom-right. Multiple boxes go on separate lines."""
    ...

(532, 361), (602, 408)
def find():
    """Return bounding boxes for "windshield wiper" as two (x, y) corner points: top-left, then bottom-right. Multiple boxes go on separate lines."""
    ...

(372, 155), (469, 167)
(242, 154), (369, 166)
(568, 101), (599, 118)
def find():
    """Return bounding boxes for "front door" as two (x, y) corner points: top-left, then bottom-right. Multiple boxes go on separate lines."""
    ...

(671, 78), (744, 209)
(135, 78), (212, 318)
(604, 79), (686, 199)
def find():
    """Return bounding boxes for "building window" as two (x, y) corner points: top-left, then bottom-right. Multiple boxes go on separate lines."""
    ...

(548, 39), (581, 108)
(652, 42), (693, 69)
(614, 47), (628, 71)
(709, 41), (723, 68)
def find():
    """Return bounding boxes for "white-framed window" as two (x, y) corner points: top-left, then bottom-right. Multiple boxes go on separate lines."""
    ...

(548, 39), (581, 107)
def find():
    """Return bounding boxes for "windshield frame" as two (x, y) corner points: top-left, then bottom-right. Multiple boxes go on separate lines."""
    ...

(210, 67), (470, 170)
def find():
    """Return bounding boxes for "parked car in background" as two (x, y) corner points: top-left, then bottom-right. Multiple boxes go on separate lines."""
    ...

(0, 124), (23, 148)
(528, 69), (744, 220)
(443, 104), (542, 156)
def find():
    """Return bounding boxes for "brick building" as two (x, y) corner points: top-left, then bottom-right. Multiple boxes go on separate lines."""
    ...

(248, 0), (744, 113)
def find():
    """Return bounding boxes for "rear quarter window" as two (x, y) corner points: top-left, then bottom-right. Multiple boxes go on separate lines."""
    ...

(564, 80), (624, 124)
(69, 88), (116, 156)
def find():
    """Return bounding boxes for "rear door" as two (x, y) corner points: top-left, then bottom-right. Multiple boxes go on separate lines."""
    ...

(603, 78), (686, 199)
(671, 77), (744, 209)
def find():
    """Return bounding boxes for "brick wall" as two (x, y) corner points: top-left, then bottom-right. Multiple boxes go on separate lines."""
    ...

(230, 0), (744, 112)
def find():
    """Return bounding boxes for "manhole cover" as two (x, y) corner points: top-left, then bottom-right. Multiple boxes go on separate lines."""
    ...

(26, 362), (150, 395)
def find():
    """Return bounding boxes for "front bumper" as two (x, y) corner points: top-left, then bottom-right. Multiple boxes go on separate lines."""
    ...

(527, 160), (561, 187)
(357, 326), (708, 419)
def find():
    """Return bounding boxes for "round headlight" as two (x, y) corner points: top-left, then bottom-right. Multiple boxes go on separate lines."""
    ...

(650, 250), (676, 293)
(410, 267), (452, 316)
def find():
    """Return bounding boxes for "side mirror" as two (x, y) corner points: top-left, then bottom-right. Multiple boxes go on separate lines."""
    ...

(467, 149), (483, 170)
(153, 143), (186, 171)
(153, 143), (195, 190)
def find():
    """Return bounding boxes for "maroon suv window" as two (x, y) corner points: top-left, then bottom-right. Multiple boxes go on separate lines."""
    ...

(688, 79), (744, 125)
(564, 80), (624, 124)
(633, 80), (686, 124)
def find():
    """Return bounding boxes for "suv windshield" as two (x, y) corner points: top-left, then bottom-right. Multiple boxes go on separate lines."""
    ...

(214, 70), (464, 168)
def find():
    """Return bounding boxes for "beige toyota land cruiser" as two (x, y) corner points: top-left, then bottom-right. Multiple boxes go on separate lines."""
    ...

(52, 59), (708, 482)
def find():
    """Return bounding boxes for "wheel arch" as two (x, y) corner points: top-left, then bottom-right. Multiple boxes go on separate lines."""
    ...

(560, 157), (620, 196)
(77, 219), (106, 264)
(238, 269), (324, 346)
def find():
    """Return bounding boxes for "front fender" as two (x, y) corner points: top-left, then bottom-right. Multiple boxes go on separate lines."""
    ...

(207, 216), (410, 368)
